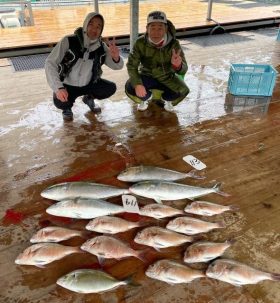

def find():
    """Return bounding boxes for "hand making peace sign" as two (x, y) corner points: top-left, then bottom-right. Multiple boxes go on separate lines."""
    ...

(106, 37), (120, 62)
(171, 48), (182, 70)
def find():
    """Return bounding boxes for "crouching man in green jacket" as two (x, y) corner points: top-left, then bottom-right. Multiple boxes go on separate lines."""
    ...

(125, 11), (189, 112)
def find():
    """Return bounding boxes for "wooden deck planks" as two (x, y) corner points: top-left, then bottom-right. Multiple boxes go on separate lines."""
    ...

(0, 0), (279, 50)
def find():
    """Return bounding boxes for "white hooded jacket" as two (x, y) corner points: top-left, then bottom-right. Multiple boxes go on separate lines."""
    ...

(45, 12), (124, 93)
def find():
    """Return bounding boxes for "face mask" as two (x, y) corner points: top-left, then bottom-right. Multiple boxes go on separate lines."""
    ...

(148, 33), (167, 46)
(89, 38), (98, 44)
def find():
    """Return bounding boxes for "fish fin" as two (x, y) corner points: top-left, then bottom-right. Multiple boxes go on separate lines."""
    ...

(270, 273), (280, 281)
(186, 169), (206, 180)
(154, 198), (163, 204)
(97, 255), (106, 265)
(36, 264), (46, 269)
(213, 183), (230, 197)
(229, 205), (240, 212)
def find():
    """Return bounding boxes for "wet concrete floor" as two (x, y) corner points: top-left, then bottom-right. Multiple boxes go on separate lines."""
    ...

(0, 27), (279, 302)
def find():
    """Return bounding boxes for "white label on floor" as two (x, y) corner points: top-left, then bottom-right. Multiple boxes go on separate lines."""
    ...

(122, 195), (140, 213)
(183, 155), (206, 170)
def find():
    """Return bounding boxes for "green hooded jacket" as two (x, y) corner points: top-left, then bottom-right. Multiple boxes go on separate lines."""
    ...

(126, 19), (189, 102)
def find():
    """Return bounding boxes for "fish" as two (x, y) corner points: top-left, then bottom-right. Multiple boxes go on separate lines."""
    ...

(15, 243), (82, 267)
(134, 226), (194, 250)
(30, 226), (86, 243)
(46, 198), (124, 219)
(183, 240), (234, 263)
(139, 204), (185, 219)
(184, 201), (239, 216)
(166, 217), (225, 235)
(206, 259), (280, 286)
(81, 235), (146, 263)
(129, 181), (229, 204)
(57, 269), (131, 293)
(86, 216), (143, 234)
(117, 165), (204, 182)
(146, 259), (205, 284)
(41, 181), (129, 201)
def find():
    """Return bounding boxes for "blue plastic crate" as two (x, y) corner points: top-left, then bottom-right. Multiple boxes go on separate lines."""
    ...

(277, 28), (280, 41)
(228, 64), (277, 96)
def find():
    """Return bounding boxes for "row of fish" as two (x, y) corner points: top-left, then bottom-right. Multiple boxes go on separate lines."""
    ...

(45, 197), (237, 219)
(56, 257), (280, 294)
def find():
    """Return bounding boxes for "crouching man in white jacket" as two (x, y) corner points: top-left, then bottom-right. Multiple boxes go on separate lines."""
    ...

(45, 12), (123, 121)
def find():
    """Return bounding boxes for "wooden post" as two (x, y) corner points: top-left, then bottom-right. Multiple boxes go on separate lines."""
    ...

(130, 0), (139, 52)
(207, 0), (213, 21)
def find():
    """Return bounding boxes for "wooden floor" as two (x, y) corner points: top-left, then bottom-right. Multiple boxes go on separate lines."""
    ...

(0, 28), (280, 302)
(0, 0), (280, 51)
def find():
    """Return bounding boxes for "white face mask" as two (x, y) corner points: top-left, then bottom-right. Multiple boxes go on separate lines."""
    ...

(89, 38), (98, 44)
(148, 33), (167, 46)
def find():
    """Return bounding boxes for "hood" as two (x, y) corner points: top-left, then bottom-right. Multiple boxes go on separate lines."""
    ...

(82, 12), (105, 49)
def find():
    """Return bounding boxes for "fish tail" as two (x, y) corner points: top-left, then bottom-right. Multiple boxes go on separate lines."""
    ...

(73, 246), (85, 254)
(217, 221), (226, 229)
(186, 169), (206, 180)
(226, 238), (237, 246)
(229, 205), (240, 212)
(123, 274), (141, 287)
(213, 183), (230, 197)
(135, 249), (149, 262)
(137, 219), (155, 228)
(270, 273), (280, 281)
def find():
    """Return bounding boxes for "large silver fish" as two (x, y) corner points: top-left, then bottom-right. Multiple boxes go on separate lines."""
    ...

(86, 216), (143, 234)
(134, 226), (194, 250)
(206, 259), (280, 286)
(146, 259), (205, 284)
(166, 217), (225, 235)
(184, 240), (234, 263)
(57, 269), (131, 293)
(129, 181), (229, 204)
(30, 226), (86, 243)
(41, 181), (129, 201)
(117, 165), (204, 182)
(15, 243), (81, 267)
(139, 204), (185, 219)
(81, 235), (145, 263)
(46, 198), (124, 219)
(184, 201), (239, 216)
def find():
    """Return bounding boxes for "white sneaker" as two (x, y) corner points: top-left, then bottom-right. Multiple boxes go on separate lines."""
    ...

(164, 100), (174, 112)
(137, 100), (149, 111)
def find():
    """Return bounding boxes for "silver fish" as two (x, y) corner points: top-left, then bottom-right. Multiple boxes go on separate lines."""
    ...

(41, 181), (129, 201)
(15, 243), (81, 267)
(146, 259), (205, 284)
(139, 204), (185, 219)
(129, 181), (229, 204)
(57, 269), (130, 293)
(30, 226), (86, 243)
(46, 198), (124, 219)
(184, 201), (239, 216)
(206, 259), (280, 286)
(134, 226), (193, 250)
(166, 217), (225, 235)
(184, 240), (234, 263)
(81, 235), (145, 262)
(117, 165), (204, 182)
(86, 216), (143, 234)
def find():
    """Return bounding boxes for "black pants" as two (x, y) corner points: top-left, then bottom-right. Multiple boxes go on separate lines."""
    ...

(53, 78), (116, 110)
(125, 75), (182, 102)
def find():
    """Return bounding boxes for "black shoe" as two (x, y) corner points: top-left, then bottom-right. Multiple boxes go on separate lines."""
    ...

(82, 95), (101, 114)
(62, 109), (73, 121)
